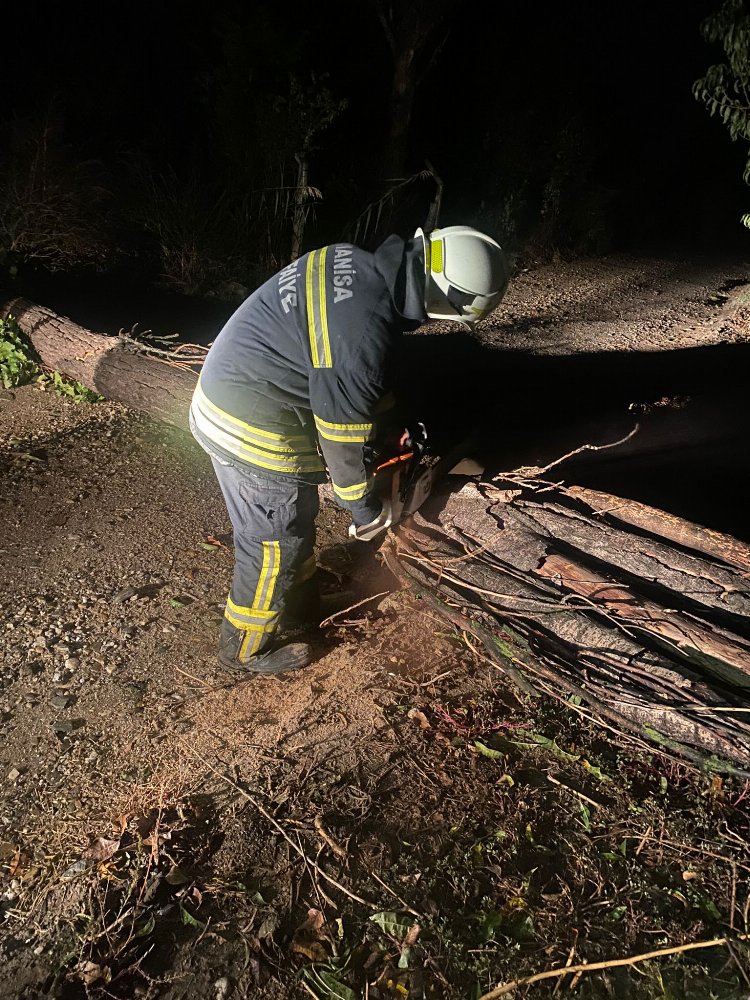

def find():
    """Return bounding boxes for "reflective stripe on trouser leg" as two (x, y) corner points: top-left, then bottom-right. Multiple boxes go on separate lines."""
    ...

(210, 459), (318, 663)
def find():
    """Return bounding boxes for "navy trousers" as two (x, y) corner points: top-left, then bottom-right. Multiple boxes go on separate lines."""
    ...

(211, 459), (319, 660)
(191, 415), (320, 662)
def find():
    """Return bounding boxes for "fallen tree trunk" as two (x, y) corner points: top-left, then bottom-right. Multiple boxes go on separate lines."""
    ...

(5, 296), (750, 768)
(1, 295), (199, 429)
(383, 478), (750, 773)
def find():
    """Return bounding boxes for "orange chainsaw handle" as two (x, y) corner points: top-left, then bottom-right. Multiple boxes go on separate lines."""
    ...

(375, 451), (414, 472)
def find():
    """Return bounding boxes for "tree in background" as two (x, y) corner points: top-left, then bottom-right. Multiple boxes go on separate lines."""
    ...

(369, 0), (457, 183)
(0, 112), (110, 273)
(209, 8), (346, 272)
(694, 0), (750, 227)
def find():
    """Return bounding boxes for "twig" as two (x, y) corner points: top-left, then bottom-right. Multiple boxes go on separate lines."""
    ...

(461, 631), (532, 700)
(506, 424), (640, 479)
(297, 832), (337, 911)
(181, 745), (374, 908)
(319, 591), (390, 628)
(313, 815), (347, 860)
(174, 665), (212, 688)
(368, 869), (421, 918)
(477, 934), (750, 1000)
(726, 939), (750, 988)
(552, 929), (578, 996)
(416, 669), (454, 687)
(545, 773), (603, 810)
(184, 745), (419, 919)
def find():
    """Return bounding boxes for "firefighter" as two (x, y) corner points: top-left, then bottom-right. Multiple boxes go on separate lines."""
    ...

(190, 226), (509, 675)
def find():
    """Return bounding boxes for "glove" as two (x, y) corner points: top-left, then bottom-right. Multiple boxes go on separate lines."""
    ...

(348, 498), (393, 541)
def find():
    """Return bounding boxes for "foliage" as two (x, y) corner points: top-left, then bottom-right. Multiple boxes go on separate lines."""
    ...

(694, 0), (750, 227)
(0, 316), (101, 401)
(127, 64), (346, 294)
(0, 112), (111, 270)
(126, 165), (245, 297)
(0, 315), (39, 388)
(207, 10), (347, 274)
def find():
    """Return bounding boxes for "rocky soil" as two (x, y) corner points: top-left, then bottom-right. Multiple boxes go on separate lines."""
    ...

(1, 251), (749, 1000)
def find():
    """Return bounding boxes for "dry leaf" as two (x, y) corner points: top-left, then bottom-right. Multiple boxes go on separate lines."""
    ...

(407, 708), (431, 730)
(76, 962), (111, 986)
(404, 923), (421, 947)
(84, 837), (120, 863)
(290, 940), (329, 962)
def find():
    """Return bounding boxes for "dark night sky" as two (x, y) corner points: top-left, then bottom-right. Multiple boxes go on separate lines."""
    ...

(3, 0), (748, 258)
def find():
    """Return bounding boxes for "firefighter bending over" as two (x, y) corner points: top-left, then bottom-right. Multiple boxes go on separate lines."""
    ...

(190, 226), (510, 676)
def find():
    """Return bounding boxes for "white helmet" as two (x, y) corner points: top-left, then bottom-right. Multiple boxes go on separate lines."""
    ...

(416, 225), (509, 328)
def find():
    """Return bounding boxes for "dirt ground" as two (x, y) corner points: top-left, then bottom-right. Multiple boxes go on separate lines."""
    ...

(2, 253), (750, 1000)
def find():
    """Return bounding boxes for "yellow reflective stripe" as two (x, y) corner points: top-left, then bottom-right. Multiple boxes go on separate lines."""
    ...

(306, 249), (332, 369)
(192, 404), (323, 472)
(314, 415), (374, 443)
(431, 238), (443, 273)
(225, 609), (277, 633)
(226, 596), (276, 621)
(306, 252), (319, 367)
(263, 542), (281, 611)
(332, 480), (370, 501)
(318, 247), (331, 366)
(253, 542), (273, 612)
(239, 628), (264, 658)
(314, 415), (373, 432)
(260, 542), (281, 611)
(194, 381), (311, 451)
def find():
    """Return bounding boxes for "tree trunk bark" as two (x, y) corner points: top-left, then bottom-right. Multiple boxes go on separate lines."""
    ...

(384, 46), (416, 182)
(1, 295), (197, 430)
(383, 477), (750, 772)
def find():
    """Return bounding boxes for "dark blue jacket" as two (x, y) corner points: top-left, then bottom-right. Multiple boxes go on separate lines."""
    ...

(190, 235), (426, 522)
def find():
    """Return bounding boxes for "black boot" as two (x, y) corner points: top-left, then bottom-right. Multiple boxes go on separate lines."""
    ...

(279, 576), (321, 632)
(217, 622), (312, 676)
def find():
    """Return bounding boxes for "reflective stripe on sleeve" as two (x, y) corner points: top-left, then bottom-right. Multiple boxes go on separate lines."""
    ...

(306, 248), (332, 368)
(314, 414), (374, 443)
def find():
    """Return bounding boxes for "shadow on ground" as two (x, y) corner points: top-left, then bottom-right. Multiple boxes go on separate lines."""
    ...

(396, 333), (750, 541)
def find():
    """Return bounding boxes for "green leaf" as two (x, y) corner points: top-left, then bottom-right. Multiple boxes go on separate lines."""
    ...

(199, 542), (220, 551)
(609, 905), (627, 922)
(474, 740), (504, 760)
(301, 967), (356, 1000)
(581, 761), (610, 782)
(578, 802), (592, 832)
(398, 947), (411, 969)
(478, 910), (504, 942)
(179, 904), (205, 929)
(134, 913), (156, 937)
(517, 732), (580, 762)
(369, 911), (413, 939)
(694, 893), (722, 921)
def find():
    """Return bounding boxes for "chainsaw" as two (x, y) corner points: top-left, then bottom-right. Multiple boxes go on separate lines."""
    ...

(348, 424), (483, 541)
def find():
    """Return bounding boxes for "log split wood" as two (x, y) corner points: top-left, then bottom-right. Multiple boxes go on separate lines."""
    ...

(5, 296), (750, 768)
(384, 478), (750, 772)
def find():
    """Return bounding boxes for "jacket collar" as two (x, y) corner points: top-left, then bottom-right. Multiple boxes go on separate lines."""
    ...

(374, 235), (427, 327)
